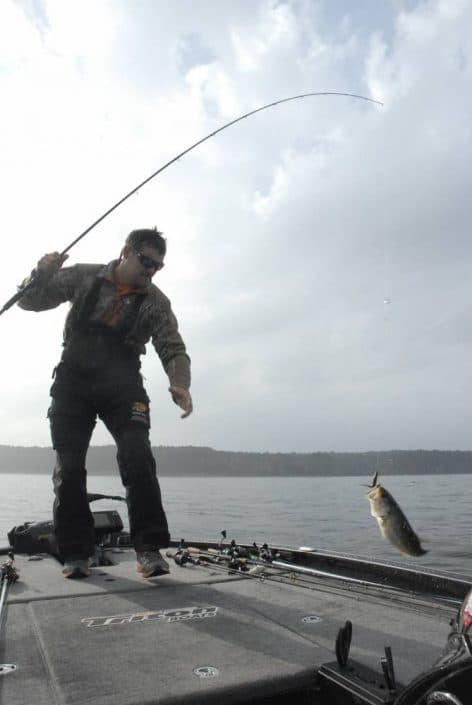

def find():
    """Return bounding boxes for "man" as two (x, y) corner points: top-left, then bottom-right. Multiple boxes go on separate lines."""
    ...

(18, 228), (192, 579)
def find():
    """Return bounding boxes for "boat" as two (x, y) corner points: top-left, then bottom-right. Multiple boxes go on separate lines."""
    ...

(1, 501), (471, 705)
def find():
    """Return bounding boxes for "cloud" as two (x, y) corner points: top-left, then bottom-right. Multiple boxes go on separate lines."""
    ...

(231, 2), (298, 71)
(175, 33), (216, 75)
(2, 0), (472, 452)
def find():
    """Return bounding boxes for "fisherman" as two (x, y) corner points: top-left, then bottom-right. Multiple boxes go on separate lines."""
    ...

(18, 228), (192, 579)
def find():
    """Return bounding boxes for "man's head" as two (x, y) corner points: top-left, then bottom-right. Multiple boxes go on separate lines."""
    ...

(117, 227), (167, 287)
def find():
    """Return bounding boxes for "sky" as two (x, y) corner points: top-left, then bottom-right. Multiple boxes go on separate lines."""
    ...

(1, 0), (471, 453)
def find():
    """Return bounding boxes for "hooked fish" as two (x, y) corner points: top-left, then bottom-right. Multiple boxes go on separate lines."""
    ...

(366, 472), (427, 557)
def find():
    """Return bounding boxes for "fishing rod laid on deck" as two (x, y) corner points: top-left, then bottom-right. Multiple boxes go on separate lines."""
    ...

(0, 554), (18, 629)
(0, 552), (19, 672)
(0, 90), (381, 317)
(166, 538), (430, 599)
(166, 535), (468, 617)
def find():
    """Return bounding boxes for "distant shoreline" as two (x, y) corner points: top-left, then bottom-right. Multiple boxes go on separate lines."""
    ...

(2, 470), (472, 477)
(2, 445), (472, 477)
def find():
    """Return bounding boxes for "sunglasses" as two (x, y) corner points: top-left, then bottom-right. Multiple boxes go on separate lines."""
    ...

(133, 249), (165, 271)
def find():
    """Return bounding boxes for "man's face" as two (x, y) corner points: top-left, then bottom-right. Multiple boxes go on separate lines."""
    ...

(122, 244), (165, 287)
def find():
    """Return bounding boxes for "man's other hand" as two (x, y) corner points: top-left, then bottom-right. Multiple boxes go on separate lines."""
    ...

(169, 386), (193, 418)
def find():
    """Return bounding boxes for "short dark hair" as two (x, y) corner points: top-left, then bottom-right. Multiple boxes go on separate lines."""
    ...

(125, 228), (167, 255)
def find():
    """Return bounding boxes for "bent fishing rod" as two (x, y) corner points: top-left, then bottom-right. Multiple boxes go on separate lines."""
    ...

(0, 90), (382, 317)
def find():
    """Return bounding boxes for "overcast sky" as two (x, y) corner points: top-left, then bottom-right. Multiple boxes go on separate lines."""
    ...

(1, 0), (471, 453)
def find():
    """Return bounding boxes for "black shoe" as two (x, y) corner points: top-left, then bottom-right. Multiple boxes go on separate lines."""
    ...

(136, 550), (170, 578)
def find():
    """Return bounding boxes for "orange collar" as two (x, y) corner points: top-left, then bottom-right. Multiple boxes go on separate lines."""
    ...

(105, 269), (147, 296)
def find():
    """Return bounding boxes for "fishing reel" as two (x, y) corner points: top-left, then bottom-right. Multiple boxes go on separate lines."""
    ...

(251, 542), (278, 562)
(0, 553), (19, 587)
(216, 537), (273, 572)
(166, 540), (201, 567)
(167, 538), (255, 573)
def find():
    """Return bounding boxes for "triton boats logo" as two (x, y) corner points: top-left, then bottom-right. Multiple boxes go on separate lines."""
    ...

(81, 605), (218, 628)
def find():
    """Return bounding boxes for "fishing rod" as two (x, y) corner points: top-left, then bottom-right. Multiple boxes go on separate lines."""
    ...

(167, 539), (464, 615)
(166, 539), (417, 596)
(0, 553), (19, 642)
(0, 90), (382, 317)
(168, 544), (427, 622)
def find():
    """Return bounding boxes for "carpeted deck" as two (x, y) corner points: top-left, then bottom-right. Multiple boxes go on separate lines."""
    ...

(1, 550), (455, 705)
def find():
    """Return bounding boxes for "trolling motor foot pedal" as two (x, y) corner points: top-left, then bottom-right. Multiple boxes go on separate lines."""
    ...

(336, 619), (352, 667)
(317, 660), (403, 705)
(316, 621), (403, 704)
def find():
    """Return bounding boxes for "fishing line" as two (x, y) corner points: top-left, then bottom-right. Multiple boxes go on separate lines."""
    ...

(0, 90), (382, 316)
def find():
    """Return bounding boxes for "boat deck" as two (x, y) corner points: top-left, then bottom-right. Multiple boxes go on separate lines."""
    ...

(0, 548), (460, 705)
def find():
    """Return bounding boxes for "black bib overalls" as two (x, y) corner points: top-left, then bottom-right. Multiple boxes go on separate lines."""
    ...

(48, 279), (170, 560)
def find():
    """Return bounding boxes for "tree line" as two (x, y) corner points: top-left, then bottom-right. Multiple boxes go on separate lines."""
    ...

(1, 445), (471, 476)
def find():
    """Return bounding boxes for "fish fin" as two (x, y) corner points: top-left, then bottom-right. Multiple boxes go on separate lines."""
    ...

(364, 470), (379, 488)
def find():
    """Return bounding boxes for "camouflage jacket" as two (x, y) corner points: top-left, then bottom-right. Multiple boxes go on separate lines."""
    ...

(18, 261), (191, 389)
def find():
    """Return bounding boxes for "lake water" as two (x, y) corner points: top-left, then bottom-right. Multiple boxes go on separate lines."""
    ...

(2, 473), (472, 577)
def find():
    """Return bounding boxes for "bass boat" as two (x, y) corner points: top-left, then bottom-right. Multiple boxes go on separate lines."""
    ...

(1, 500), (471, 705)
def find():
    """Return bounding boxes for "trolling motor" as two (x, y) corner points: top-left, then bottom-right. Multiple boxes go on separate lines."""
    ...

(4, 494), (126, 565)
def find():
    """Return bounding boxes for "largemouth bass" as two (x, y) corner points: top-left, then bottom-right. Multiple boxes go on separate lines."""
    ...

(366, 472), (427, 557)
